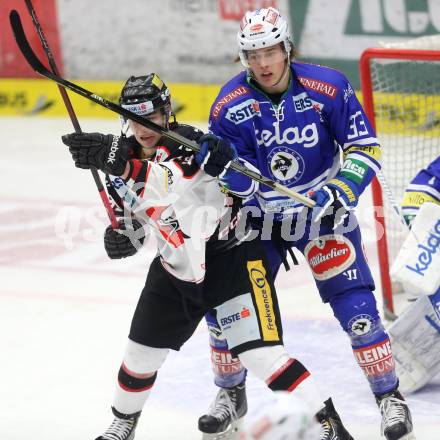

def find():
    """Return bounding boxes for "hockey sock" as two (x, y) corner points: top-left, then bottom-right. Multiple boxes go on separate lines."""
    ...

(239, 345), (322, 413)
(112, 340), (169, 414)
(353, 337), (399, 396)
(266, 358), (310, 392)
(205, 310), (247, 388)
(330, 290), (399, 395)
(113, 364), (158, 415)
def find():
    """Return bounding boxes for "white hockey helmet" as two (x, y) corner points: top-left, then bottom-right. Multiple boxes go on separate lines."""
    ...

(237, 7), (291, 67)
(241, 392), (322, 440)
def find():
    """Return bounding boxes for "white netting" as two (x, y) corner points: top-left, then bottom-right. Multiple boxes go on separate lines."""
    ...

(379, 34), (440, 50)
(368, 36), (440, 272)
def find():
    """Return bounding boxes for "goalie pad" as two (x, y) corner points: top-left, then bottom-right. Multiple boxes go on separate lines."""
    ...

(390, 202), (440, 297)
(388, 288), (440, 394)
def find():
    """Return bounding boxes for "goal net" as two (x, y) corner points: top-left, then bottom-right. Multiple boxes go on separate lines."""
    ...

(359, 35), (440, 317)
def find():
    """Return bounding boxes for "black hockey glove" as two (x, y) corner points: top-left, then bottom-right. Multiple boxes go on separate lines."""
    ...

(195, 134), (238, 177)
(62, 132), (130, 176)
(104, 218), (145, 259)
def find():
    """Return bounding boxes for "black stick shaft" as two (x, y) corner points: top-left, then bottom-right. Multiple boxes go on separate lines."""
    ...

(22, 1), (119, 227)
(10, 9), (314, 207)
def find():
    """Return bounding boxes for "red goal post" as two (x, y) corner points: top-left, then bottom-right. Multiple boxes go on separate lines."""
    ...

(359, 45), (440, 318)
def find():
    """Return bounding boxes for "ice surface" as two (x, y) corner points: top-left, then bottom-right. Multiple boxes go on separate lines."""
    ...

(0, 117), (438, 439)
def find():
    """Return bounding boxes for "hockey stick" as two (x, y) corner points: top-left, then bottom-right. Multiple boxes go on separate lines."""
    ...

(21, 2), (118, 228)
(376, 169), (410, 232)
(9, 9), (314, 208)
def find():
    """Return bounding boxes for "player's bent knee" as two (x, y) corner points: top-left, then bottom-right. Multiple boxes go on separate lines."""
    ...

(238, 345), (289, 381)
(238, 345), (310, 390)
(122, 339), (170, 374)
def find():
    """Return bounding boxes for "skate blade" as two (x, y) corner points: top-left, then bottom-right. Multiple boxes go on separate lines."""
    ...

(201, 418), (244, 440)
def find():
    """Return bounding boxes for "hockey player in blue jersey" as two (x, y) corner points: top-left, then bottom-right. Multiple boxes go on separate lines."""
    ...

(63, 73), (356, 440)
(401, 155), (440, 226)
(195, 7), (415, 440)
(386, 154), (440, 395)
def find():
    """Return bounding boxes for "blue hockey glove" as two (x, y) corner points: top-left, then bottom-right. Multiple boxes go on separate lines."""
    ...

(195, 134), (238, 178)
(309, 177), (360, 227)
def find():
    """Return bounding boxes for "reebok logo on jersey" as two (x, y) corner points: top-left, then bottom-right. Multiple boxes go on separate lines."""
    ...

(292, 92), (324, 113)
(305, 235), (356, 280)
(297, 76), (337, 99)
(212, 86), (249, 118)
(226, 99), (261, 124)
(107, 135), (120, 164)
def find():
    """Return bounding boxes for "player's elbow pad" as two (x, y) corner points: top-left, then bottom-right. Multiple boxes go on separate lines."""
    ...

(220, 159), (259, 198)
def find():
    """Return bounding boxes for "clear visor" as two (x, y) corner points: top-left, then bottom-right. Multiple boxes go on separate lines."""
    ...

(240, 46), (287, 68)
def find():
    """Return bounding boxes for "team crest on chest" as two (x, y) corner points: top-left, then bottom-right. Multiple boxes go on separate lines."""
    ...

(268, 147), (305, 185)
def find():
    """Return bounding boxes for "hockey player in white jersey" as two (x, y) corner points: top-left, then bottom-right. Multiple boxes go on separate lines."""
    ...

(388, 155), (440, 394)
(195, 7), (415, 440)
(61, 73), (355, 440)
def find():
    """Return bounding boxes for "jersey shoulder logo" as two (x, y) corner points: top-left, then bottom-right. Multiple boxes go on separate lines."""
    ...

(225, 99), (261, 124)
(297, 76), (338, 99)
(212, 86), (249, 119)
(292, 92), (324, 113)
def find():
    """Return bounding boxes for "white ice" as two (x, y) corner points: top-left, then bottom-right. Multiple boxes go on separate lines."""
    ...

(0, 117), (438, 440)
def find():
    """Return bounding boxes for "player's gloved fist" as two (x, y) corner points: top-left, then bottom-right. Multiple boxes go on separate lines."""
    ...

(61, 132), (129, 176)
(104, 218), (146, 259)
(309, 177), (359, 228)
(195, 133), (238, 177)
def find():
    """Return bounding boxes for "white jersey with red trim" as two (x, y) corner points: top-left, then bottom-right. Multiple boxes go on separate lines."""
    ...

(108, 126), (234, 283)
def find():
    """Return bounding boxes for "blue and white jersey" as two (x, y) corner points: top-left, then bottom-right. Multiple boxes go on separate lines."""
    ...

(209, 62), (381, 220)
(402, 155), (440, 220)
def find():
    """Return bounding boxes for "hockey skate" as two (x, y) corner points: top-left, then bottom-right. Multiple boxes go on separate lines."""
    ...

(198, 381), (247, 440)
(95, 407), (140, 440)
(316, 398), (354, 440)
(376, 390), (415, 440)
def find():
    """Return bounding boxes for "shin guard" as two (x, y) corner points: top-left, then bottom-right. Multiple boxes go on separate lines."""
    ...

(113, 339), (169, 414)
(205, 310), (246, 388)
(239, 345), (322, 413)
(330, 290), (399, 395)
